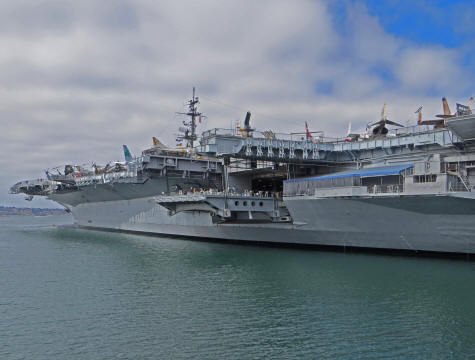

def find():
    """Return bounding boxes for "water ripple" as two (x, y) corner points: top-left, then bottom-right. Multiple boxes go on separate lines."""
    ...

(0, 215), (474, 359)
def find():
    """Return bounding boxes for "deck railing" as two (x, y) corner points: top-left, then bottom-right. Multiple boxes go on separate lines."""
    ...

(367, 184), (403, 194)
(201, 124), (446, 145)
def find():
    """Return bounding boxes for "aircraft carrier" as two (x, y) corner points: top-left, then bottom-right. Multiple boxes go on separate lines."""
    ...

(10, 90), (475, 256)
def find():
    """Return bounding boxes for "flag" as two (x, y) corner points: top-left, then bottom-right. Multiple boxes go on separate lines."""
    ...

(198, 115), (202, 124)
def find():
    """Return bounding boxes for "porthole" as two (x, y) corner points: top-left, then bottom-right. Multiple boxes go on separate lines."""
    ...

(251, 201), (255, 206)
(235, 201), (239, 206)
(259, 201), (264, 207)
(243, 201), (248, 206)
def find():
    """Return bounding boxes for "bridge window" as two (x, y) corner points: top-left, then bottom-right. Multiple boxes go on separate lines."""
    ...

(414, 175), (437, 183)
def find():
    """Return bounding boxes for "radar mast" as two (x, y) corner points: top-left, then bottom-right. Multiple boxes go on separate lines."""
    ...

(177, 87), (202, 148)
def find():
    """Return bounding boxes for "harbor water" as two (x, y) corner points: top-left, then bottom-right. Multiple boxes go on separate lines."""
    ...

(1, 215), (474, 359)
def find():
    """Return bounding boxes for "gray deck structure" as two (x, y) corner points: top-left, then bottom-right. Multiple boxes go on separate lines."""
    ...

(200, 126), (462, 164)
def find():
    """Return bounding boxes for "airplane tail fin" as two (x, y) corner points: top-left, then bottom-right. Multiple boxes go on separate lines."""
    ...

(381, 104), (387, 121)
(123, 145), (133, 163)
(244, 112), (251, 129)
(442, 97), (451, 116)
(152, 137), (168, 149)
(305, 122), (313, 139)
(347, 121), (352, 136)
(415, 106), (423, 125)
(468, 96), (474, 109)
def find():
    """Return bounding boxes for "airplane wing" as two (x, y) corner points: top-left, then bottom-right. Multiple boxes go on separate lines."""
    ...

(347, 133), (360, 140)
(367, 120), (383, 127)
(385, 120), (404, 127)
(419, 119), (445, 125)
(435, 114), (456, 119)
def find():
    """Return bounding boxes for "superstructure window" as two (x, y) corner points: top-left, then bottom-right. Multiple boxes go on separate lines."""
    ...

(413, 175), (437, 183)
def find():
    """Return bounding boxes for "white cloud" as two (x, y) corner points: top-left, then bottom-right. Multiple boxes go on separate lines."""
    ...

(395, 47), (464, 91)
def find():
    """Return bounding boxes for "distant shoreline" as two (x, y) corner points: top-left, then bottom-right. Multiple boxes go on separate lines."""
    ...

(0, 206), (69, 216)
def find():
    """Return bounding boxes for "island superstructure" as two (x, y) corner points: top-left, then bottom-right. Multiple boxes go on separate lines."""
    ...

(10, 91), (475, 255)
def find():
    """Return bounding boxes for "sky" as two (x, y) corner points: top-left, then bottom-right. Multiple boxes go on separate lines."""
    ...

(1, 0), (474, 207)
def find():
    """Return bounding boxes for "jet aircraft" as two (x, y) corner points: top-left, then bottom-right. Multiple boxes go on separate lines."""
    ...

(416, 97), (473, 128)
(366, 104), (404, 137)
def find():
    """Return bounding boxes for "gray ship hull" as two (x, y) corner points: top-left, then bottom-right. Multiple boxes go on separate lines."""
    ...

(11, 92), (475, 257)
(53, 190), (475, 255)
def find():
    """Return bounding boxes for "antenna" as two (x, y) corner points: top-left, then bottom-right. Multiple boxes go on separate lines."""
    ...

(176, 87), (202, 148)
